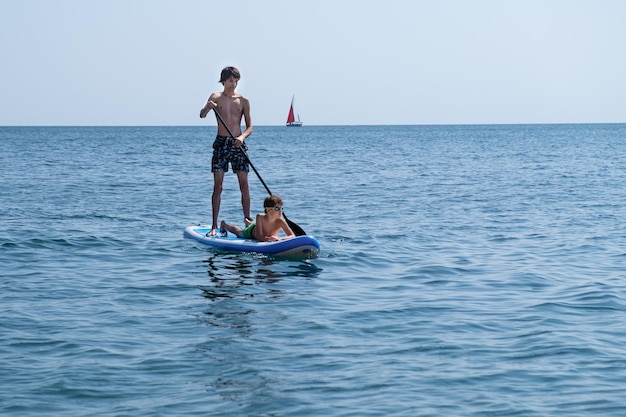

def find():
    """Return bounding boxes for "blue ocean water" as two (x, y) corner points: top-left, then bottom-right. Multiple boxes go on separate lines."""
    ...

(2, 124), (626, 416)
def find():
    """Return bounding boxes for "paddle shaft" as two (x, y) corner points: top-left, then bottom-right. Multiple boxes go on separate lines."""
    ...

(211, 109), (306, 236)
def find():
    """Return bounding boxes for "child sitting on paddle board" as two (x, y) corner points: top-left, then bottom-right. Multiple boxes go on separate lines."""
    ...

(219, 195), (295, 242)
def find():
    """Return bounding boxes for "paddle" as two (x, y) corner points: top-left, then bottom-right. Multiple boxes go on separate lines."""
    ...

(212, 109), (307, 236)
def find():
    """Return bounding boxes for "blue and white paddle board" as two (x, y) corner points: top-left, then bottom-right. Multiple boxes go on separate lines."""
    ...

(184, 225), (320, 259)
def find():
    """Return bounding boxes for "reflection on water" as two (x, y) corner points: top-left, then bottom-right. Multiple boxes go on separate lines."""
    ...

(199, 253), (322, 301)
(195, 253), (323, 410)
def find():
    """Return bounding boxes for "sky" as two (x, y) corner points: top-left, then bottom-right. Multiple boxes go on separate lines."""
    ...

(1, 0), (626, 126)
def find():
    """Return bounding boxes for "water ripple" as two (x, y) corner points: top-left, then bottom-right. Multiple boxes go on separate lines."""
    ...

(4, 125), (626, 416)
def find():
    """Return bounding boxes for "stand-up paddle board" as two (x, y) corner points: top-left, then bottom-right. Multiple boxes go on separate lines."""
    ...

(184, 225), (320, 259)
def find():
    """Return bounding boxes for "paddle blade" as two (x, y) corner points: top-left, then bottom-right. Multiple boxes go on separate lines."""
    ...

(285, 215), (306, 236)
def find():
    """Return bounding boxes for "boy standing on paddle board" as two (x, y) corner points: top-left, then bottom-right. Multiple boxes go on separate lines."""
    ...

(220, 195), (295, 242)
(199, 66), (253, 237)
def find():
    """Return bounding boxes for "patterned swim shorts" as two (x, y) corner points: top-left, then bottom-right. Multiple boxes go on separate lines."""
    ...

(211, 135), (249, 173)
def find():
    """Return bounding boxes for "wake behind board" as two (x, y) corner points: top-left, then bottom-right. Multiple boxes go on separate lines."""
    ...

(184, 225), (320, 259)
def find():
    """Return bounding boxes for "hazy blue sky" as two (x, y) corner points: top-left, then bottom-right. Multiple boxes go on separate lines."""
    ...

(2, 0), (625, 126)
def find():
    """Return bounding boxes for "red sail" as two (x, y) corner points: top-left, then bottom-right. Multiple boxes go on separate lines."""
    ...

(286, 104), (295, 124)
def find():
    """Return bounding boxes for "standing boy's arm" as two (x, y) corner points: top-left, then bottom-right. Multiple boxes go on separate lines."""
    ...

(199, 93), (218, 118)
(237, 97), (253, 141)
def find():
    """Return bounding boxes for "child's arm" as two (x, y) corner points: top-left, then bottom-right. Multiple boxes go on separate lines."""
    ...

(267, 219), (295, 241)
(259, 218), (295, 242)
(281, 220), (295, 239)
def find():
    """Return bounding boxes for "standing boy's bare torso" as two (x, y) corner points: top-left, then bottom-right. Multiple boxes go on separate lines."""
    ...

(212, 93), (245, 137)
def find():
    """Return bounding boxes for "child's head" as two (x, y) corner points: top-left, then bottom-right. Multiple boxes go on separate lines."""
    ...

(263, 195), (283, 213)
(219, 66), (241, 84)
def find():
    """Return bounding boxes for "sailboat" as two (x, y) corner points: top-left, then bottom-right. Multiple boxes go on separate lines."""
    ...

(286, 95), (303, 127)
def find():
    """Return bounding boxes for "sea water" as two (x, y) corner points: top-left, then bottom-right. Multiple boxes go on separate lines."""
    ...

(1, 124), (626, 416)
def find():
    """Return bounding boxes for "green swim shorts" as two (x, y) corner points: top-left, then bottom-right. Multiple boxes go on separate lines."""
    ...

(242, 223), (256, 239)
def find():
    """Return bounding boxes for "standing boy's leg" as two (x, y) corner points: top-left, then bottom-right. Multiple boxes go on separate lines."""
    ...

(210, 171), (225, 236)
(209, 135), (228, 237)
(236, 170), (251, 223)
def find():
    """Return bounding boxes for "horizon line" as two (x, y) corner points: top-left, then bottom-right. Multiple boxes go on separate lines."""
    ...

(2, 121), (626, 128)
